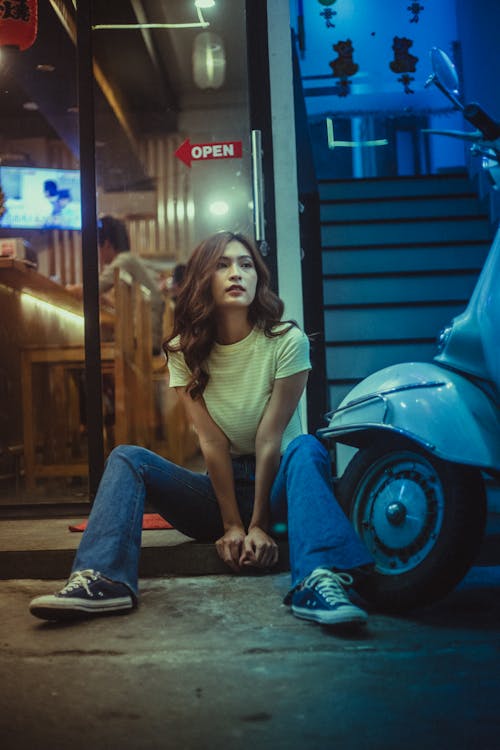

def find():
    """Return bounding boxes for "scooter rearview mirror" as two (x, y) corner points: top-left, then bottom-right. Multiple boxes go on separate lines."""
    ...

(430, 47), (459, 93)
(425, 47), (463, 111)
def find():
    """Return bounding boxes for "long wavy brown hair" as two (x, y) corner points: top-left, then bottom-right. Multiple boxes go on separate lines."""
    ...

(164, 231), (293, 399)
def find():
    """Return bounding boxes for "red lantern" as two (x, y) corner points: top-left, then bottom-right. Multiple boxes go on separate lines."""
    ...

(0, 0), (38, 51)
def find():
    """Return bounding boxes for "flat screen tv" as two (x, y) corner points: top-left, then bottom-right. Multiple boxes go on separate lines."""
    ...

(0, 166), (82, 231)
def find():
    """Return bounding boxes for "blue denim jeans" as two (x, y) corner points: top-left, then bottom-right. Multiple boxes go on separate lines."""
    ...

(72, 434), (373, 596)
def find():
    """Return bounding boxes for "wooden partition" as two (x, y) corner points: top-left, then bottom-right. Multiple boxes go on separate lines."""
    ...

(113, 268), (154, 448)
(18, 268), (158, 491)
(0, 258), (199, 500)
(0, 259), (85, 452)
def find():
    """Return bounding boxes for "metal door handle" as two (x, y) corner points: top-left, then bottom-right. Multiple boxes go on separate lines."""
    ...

(251, 130), (268, 255)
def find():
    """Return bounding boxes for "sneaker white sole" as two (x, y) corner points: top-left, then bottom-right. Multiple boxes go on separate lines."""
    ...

(29, 595), (133, 620)
(292, 604), (368, 626)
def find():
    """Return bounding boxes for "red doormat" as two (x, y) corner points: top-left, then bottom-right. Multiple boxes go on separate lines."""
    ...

(69, 513), (173, 532)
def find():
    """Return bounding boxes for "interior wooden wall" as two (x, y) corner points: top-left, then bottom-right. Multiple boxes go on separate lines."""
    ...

(131, 133), (194, 262)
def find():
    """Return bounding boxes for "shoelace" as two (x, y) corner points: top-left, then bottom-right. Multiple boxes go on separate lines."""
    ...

(61, 569), (100, 597)
(307, 570), (354, 605)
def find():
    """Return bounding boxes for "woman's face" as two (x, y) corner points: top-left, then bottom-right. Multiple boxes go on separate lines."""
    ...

(210, 240), (258, 311)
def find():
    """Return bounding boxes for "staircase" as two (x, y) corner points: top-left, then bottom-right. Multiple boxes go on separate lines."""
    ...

(320, 173), (494, 409)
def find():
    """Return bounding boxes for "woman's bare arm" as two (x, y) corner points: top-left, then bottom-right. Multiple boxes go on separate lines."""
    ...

(241, 370), (309, 568)
(176, 388), (245, 571)
(252, 370), (309, 528)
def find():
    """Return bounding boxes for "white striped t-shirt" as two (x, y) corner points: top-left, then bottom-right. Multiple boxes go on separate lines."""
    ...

(167, 324), (311, 455)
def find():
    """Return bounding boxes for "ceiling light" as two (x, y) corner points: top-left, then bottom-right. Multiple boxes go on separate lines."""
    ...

(195, 1), (215, 8)
(209, 201), (229, 216)
(94, 22), (209, 30)
(192, 31), (226, 89)
(36, 64), (55, 73)
(23, 101), (39, 111)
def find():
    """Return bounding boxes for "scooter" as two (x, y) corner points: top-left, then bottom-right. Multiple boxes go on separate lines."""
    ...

(317, 48), (500, 613)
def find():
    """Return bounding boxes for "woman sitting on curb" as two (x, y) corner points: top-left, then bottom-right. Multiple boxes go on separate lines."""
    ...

(29, 231), (373, 628)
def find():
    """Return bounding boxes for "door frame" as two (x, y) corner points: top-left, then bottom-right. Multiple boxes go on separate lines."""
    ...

(77, 0), (105, 498)
(247, 0), (305, 330)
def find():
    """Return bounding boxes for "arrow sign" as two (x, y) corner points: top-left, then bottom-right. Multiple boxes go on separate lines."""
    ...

(175, 138), (243, 168)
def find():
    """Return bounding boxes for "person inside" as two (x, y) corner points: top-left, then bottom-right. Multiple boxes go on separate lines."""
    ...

(29, 231), (373, 628)
(166, 263), (186, 304)
(67, 215), (165, 354)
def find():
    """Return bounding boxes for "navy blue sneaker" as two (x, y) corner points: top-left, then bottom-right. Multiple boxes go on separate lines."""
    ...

(288, 568), (368, 626)
(29, 569), (134, 621)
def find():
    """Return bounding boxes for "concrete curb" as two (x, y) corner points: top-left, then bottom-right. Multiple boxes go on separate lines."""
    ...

(0, 538), (291, 580)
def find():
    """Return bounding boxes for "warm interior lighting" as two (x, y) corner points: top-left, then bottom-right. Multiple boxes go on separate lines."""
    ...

(21, 292), (84, 325)
(176, 200), (185, 222)
(209, 200), (229, 216)
(167, 198), (176, 224)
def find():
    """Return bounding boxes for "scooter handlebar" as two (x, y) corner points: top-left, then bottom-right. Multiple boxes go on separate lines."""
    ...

(463, 103), (500, 141)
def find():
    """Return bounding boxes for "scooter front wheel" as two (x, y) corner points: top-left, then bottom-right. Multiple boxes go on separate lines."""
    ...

(336, 437), (486, 612)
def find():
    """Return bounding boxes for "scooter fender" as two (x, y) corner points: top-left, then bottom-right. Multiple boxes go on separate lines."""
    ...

(317, 362), (500, 472)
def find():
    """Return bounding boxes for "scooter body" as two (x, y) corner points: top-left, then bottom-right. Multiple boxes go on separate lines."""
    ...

(316, 49), (500, 613)
(320, 360), (500, 473)
(319, 224), (500, 472)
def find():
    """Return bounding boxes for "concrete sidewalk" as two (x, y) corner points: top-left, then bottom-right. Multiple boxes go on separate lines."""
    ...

(2, 564), (500, 750)
(1, 517), (500, 748)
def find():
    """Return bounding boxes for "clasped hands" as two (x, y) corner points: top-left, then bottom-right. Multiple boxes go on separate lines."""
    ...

(215, 526), (278, 573)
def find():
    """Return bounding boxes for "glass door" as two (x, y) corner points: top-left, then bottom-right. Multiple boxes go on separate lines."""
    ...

(0, 0), (301, 509)
(80, 0), (282, 494)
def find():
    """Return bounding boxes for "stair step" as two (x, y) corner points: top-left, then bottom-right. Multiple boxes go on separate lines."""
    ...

(326, 341), (437, 380)
(0, 519), (291, 580)
(324, 303), (464, 342)
(319, 174), (471, 201)
(319, 173), (490, 412)
(321, 217), (491, 247)
(323, 272), (477, 306)
(320, 195), (483, 222)
(322, 243), (489, 275)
